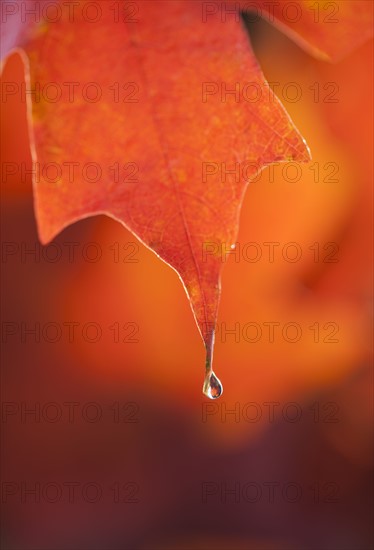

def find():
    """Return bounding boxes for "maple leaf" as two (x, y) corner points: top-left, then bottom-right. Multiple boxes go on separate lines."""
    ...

(1, 0), (371, 397)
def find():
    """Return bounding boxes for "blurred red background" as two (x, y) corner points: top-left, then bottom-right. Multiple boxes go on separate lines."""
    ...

(1, 12), (373, 550)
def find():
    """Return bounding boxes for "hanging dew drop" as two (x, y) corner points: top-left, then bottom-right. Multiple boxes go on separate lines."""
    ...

(202, 338), (222, 399)
(203, 370), (223, 399)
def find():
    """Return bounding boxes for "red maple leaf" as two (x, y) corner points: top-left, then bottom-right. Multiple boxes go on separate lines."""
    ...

(1, 0), (372, 397)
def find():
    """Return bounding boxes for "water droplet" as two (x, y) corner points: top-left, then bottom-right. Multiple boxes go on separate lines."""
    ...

(203, 370), (223, 399)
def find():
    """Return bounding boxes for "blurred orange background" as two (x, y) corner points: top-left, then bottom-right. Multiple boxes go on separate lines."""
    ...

(1, 13), (373, 550)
